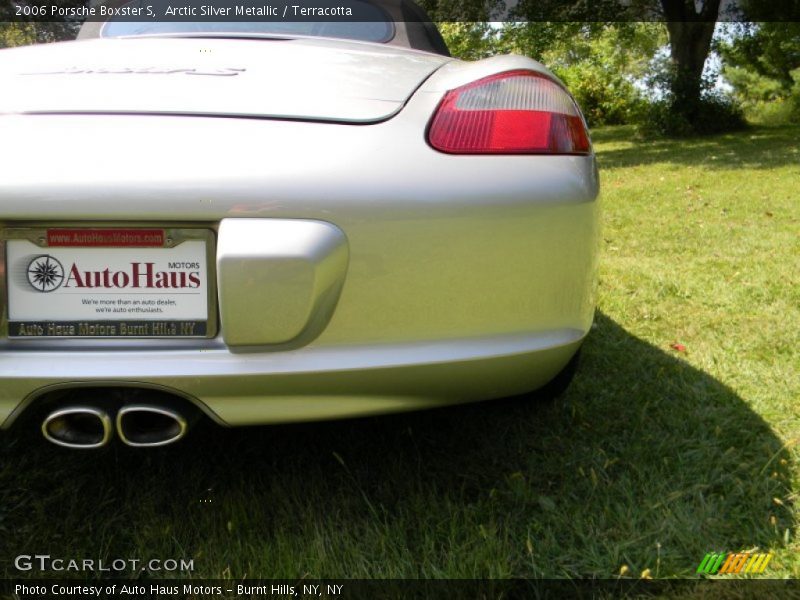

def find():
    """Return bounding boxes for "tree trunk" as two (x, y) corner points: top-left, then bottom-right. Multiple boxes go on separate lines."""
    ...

(661, 0), (721, 125)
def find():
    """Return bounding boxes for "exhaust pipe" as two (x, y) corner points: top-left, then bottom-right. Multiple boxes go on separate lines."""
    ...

(116, 405), (190, 447)
(42, 406), (114, 449)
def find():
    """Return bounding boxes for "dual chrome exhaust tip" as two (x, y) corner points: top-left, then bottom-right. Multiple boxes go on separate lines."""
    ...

(40, 406), (113, 449)
(116, 405), (189, 448)
(42, 404), (190, 449)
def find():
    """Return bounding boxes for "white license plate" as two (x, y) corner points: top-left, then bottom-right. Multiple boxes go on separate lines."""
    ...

(4, 228), (213, 338)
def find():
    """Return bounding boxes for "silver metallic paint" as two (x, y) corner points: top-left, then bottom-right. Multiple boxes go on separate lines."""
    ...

(0, 38), (599, 429)
(216, 218), (349, 346)
(0, 36), (450, 122)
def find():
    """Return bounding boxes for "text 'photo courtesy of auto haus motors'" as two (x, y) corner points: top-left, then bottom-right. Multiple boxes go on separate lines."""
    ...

(0, 0), (600, 449)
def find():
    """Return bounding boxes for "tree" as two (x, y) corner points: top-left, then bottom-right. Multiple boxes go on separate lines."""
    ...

(719, 22), (800, 121)
(659, 0), (722, 124)
(720, 22), (800, 91)
(498, 23), (665, 125)
(436, 22), (498, 59)
(0, 1), (82, 48)
(426, 0), (742, 132)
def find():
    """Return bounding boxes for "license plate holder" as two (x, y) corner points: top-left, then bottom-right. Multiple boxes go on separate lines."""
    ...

(2, 227), (216, 339)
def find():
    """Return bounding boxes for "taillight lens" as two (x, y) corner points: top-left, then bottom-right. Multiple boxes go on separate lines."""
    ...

(427, 70), (591, 155)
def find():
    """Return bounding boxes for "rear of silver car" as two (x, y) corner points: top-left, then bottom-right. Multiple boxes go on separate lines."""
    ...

(0, 34), (599, 446)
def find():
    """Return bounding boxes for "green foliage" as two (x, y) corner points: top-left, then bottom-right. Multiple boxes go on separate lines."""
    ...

(537, 24), (666, 126)
(442, 23), (667, 127)
(0, 22), (38, 49)
(437, 22), (498, 60)
(439, 22), (748, 132)
(724, 66), (800, 125)
(635, 56), (747, 137)
(720, 23), (800, 125)
(495, 22), (586, 60)
(725, 65), (787, 104)
(0, 19), (79, 48)
(793, 70), (800, 121)
(720, 22), (800, 91)
(555, 62), (644, 126)
(636, 93), (747, 138)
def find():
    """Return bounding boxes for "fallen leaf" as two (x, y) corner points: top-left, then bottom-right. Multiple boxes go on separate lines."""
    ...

(670, 342), (687, 352)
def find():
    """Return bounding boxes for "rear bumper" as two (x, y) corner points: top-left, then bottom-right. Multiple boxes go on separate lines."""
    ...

(0, 198), (597, 428)
(1, 329), (584, 428)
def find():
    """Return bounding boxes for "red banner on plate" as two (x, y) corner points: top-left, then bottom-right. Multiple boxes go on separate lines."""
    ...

(47, 229), (165, 248)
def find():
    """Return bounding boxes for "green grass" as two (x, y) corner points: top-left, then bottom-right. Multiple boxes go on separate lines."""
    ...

(1, 124), (799, 583)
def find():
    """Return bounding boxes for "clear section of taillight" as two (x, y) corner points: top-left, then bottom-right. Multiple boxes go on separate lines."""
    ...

(427, 70), (591, 155)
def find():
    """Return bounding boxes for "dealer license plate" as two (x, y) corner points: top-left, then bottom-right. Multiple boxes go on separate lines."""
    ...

(3, 228), (214, 338)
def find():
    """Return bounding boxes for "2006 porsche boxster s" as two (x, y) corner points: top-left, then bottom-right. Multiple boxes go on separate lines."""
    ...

(0, 0), (599, 448)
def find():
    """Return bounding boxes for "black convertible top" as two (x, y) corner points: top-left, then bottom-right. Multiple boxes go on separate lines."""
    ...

(386, 0), (451, 56)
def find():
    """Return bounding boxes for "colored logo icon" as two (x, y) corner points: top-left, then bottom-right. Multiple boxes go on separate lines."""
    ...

(697, 551), (774, 575)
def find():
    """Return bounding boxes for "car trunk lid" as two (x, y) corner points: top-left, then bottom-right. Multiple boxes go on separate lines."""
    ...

(0, 36), (450, 122)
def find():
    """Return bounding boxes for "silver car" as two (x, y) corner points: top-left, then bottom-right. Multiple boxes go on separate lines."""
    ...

(0, 0), (599, 448)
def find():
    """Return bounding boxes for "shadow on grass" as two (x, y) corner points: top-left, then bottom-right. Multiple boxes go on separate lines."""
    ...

(0, 313), (793, 581)
(592, 124), (800, 171)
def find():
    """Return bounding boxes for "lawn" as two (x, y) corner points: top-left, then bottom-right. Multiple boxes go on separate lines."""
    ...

(1, 124), (798, 584)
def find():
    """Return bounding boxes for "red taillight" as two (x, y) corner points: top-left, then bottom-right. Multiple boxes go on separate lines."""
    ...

(427, 70), (591, 155)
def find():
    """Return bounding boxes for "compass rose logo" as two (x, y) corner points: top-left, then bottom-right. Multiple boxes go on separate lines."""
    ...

(27, 255), (65, 292)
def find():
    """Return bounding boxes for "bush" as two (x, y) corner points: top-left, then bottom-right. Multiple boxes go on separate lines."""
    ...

(636, 93), (747, 138)
(722, 65), (800, 126)
(743, 98), (798, 126)
(791, 69), (800, 122)
(555, 63), (646, 127)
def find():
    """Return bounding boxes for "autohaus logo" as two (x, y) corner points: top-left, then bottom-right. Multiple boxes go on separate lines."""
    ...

(24, 250), (202, 295)
(27, 257), (201, 292)
(27, 255), (65, 292)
